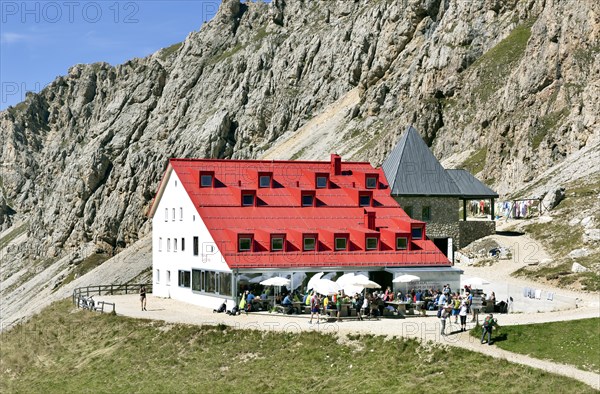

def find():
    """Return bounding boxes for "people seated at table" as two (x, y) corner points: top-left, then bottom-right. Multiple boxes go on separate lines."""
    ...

(383, 287), (392, 301)
(246, 291), (255, 303)
(282, 293), (297, 314)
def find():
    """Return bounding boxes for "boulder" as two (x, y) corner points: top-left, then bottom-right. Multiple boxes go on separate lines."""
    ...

(542, 187), (566, 211)
(583, 229), (600, 243)
(580, 216), (594, 228)
(568, 248), (590, 258)
(571, 262), (589, 273)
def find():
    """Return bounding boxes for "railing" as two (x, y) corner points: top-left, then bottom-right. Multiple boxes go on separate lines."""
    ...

(72, 283), (153, 314)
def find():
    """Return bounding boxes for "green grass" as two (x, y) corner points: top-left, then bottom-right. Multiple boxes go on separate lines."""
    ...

(532, 108), (570, 149)
(474, 319), (600, 373)
(472, 19), (535, 101)
(1, 301), (596, 393)
(60, 253), (110, 288)
(207, 43), (245, 65)
(158, 42), (182, 61)
(461, 148), (487, 174)
(514, 175), (600, 291)
(0, 222), (28, 250)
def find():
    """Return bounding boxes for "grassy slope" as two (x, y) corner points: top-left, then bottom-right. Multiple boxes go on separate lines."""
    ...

(1, 300), (596, 393)
(513, 175), (600, 291)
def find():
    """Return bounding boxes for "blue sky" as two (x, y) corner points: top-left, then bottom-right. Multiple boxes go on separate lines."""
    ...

(0, 0), (226, 110)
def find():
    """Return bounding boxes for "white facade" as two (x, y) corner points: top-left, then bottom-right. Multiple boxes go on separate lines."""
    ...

(152, 170), (235, 310)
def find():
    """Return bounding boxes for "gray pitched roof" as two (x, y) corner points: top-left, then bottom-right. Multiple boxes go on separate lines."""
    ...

(382, 126), (461, 196)
(446, 169), (499, 198)
(382, 126), (498, 198)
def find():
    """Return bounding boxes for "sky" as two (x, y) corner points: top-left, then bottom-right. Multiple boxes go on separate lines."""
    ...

(0, 0), (226, 110)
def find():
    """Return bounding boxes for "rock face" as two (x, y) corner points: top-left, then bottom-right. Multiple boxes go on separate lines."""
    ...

(542, 186), (566, 211)
(0, 0), (599, 284)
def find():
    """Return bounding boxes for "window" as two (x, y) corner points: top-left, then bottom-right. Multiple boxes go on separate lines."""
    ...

(174, 238), (178, 252)
(172, 208), (175, 221)
(192, 269), (202, 291)
(366, 177), (377, 189)
(167, 238), (171, 252)
(158, 237), (162, 252)
(193, 236), (199, 256)
(259, 175), (271, 188)
(335, 237), (347, 251)
(404, 206), (413, 217)
(242, 194), (254, 206)
(180, 207), (183, 221)
(200, 174), (213, 187)
(175, 180), (178, 187)
(206, 271), (216, 293)
(302, 194), (314, 207)
(239, 237), (252, 252)
(366, 237), (378, 250)
(193, 215), (196, 222)
(422, 206), (431, 221)
(412, 227), (423, 240)
(179, 270), (191, 288)
(359, 195), (371, 207)
(181, 238), (185, 252)
(316, 176), (327, 188)
(303, 237), (316, 251)
(271, 237), (284, 251)
(220, 272), (232, 296)
(165, 208), (168, 222)
(156, 269), (160, 283)
(166, 270), (171, 285)
(396, 237), (408, 250)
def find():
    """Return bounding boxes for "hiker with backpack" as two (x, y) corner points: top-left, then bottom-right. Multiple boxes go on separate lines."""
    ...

(481, 314), (499, 345)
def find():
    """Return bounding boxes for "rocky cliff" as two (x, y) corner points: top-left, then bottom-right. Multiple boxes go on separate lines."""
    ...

(1, 0), (599, 324)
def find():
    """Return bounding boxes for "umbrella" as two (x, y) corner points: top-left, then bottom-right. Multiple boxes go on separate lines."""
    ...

(463, 277), (490, 288)
(290, 272), (306, 290)
(392, 274), (421, 283)
(351, 274), (381, 289)
(312, 279), (341, 296)
(306, 272), (324, 291)
(322, 272), (336, 280)
(248, 274), (271, 284)
(260, 277), (291, 287)
(336, 273), (356, 287)
(342, 284), (363, 296)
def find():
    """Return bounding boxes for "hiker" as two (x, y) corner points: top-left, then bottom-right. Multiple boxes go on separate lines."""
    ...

(309, 292), (320, 324)
(439, 302), (451, 336)
(140, 285), (147, 311)
(481, 314), (499, 345)
(459, 301), (468, 332)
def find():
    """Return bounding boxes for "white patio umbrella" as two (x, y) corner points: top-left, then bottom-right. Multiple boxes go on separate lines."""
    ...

(260, 277), (291, 287)
(291, 272), (307, 290)
(392, 274), (421, 283)
(351, 274), (381, 289)
(322, 272), (336, 280)
(312, 279), (341, 296)
(335, 273), (356, 287)
(462, 277), (491, 288)
(306, 272), (324, 291)
(342, 284), (364, 296)
(249, 274), (272, 284)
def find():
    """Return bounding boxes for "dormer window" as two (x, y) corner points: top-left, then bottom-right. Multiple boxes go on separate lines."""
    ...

(303, 236), (316, 251)
(411, 227), (423, 240)
(271, 236), (284, 251)
(201, 175), (212, 187)
(316, 175), (328, 188)
(359, 194), (371, 207)
(302, 194), (314, 207)
(366, 176), (377, 189)
(242, 194), (254, 206)
(239, 237), (252, 252)
(259, 175), (271, 188)
(396, 237), (408, 250)
(366, 237), (378, 250)
(335, 237), (347, 251)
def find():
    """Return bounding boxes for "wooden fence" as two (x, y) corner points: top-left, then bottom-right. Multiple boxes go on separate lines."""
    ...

(72, 283), (153, 314)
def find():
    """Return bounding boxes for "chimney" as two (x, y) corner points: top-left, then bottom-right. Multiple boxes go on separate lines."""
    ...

(364, 209), (376, 230)
(330, 154), (341, 176)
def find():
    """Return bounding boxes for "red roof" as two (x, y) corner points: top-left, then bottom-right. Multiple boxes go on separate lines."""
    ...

(154, 155), (449, 269)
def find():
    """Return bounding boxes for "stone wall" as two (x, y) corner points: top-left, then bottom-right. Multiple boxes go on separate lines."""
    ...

(393, 196), (458, 223)
(458, 220), (496, 248)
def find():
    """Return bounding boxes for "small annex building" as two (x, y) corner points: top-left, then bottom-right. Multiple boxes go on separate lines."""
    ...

(149, 154), (460, 309)
(382, 126), (499, 258)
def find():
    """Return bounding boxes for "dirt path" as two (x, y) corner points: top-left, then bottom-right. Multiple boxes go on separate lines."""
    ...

(94, 294), (600, 390)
